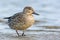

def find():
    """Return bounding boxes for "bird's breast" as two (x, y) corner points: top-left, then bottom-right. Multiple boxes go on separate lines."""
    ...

(25, 15), (35, 26)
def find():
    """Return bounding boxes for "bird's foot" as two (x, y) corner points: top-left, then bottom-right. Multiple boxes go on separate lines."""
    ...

(22, 33), (26, 36)
(16, 30), (20, 37)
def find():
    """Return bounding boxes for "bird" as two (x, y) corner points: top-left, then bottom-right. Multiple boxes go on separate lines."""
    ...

(4, 6), (39, 36)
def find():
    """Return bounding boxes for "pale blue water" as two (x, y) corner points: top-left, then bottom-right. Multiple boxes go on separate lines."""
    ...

(0, 0), (60, 30)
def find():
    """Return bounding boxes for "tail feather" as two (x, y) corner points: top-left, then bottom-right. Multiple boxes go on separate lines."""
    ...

(4, 17), (11, 19)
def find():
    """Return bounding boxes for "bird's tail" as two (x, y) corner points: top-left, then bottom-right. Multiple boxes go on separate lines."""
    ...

(4, 17), (11, 19)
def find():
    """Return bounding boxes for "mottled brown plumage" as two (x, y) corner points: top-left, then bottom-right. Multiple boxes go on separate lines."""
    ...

(4, 6), (39, 36)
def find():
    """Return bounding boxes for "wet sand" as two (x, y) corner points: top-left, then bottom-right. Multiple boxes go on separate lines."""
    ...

(0, 29), (60, 40)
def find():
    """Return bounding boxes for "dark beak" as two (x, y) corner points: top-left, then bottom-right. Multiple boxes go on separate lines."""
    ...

(33, 12), (39, 15)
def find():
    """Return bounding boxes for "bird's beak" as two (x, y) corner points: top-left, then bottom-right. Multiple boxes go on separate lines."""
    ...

(33, 12), (39, 15)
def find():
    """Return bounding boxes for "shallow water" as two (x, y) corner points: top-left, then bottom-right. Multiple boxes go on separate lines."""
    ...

(0, 0), (60, 32)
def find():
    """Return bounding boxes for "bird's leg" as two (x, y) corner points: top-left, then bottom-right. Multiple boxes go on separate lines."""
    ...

(22, 30), (26, 36)
(16, 30), (19, 36)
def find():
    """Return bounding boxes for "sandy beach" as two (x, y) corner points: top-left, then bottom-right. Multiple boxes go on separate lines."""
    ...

(0, 28), (60, 40)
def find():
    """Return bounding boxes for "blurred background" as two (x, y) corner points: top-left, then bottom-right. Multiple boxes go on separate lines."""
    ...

(0, 0), (60, 32)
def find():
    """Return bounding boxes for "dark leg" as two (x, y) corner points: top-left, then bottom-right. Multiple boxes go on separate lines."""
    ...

(22, 30), (26, 36)
(16, 30), (19, 36)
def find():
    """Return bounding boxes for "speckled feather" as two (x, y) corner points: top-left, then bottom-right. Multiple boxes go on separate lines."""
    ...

(8, 12), (34, 30)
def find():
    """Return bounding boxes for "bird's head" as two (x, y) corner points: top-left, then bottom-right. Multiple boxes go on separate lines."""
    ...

(23, 6), (39, 15)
